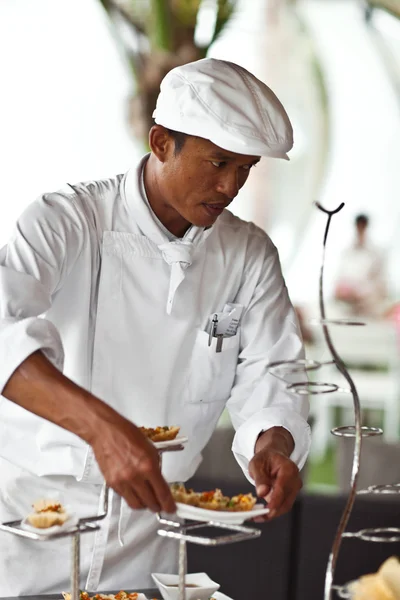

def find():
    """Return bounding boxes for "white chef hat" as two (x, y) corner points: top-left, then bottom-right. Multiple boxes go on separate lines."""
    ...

(152, 58), (293, 160)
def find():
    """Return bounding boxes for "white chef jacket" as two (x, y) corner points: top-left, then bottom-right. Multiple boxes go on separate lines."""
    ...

(0, 155), (310, 594)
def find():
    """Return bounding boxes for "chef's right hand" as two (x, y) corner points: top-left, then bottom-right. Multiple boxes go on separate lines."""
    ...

(89, 415), (176, 514)
(1, 350), (175, 514)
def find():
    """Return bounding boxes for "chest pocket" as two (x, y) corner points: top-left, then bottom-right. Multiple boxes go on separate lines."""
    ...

(184, 328), (240, 404)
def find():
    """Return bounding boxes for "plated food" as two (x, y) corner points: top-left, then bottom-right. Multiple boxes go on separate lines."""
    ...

(349, 556), (400, 599)
(170, 483), (269, 524)
(170, 483), (257, 512)
(139, 426), (180, 442)
(62, 593), (216, 600)
(62, 592), (150, 600)
(26, 498), (68, 529)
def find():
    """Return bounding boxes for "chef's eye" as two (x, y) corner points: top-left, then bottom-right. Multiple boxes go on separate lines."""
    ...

(242, 163), (257, 171)
(211, 161), (226, 168)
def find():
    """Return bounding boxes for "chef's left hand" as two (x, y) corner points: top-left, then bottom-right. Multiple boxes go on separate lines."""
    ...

(248, 427), (302, 521)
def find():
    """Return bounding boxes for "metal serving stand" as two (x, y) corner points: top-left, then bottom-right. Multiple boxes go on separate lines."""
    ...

(156, 508), (261, 600)
(0, 480), (109, 600)
(0, 436), (261, 600)
(328, 2), (400, 596)
(0, 440), (185, 600)
(158, 437), (262, 599)
(266, 201), (400, 599)
(155, 438), (262, 600)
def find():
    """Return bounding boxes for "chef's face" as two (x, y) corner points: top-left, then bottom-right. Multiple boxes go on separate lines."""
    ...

(149, 126), (260, 230)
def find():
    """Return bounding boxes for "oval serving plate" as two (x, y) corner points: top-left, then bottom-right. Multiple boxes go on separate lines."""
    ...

(175, 502), (269, 525)
(154, 436), (189, 450)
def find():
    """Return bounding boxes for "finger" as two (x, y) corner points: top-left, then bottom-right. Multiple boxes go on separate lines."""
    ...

(249, 460), (273, 498)
(130, 478), (162, 513)
(253, 515), (269, 523)
(265, 484), (286, 518)
(265, 472), (293, 513)
(273, 479), (302, 518)
(266, 461), (299, 504)
(268, 476), (302, 518)
(256, 482), (271, 498)
(259, 487), (272, 503)
(116, 483), (145, 510)
(135, 452), (176, 513)
(148, 471), (176, 514)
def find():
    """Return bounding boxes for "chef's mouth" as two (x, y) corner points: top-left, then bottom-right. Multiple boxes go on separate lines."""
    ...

(202, 203), (228, 217)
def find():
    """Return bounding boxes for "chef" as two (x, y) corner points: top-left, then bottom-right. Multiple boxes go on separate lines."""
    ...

(0, 58), (310, 594)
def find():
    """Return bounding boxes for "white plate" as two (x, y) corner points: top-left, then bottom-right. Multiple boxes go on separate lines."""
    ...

(154, 436), (188, 450)
(175, 502), (269, 525)
(20, 512), (78, 535)
(211, 593), (234, 600)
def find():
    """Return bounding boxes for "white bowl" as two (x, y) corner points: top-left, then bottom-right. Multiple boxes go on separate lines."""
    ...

(151, 572), (220, 600)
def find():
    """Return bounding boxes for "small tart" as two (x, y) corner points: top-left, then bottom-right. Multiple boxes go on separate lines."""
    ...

(27, 511), (68, 529)
(33, 498), (65, 513)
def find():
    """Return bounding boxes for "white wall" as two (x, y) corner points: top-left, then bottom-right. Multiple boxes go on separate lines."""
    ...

(287, 0), (400, 303)
(0, 0), (141, 243)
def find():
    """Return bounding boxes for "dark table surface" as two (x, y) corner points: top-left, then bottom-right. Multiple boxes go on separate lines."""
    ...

(0, 592), (161, 600)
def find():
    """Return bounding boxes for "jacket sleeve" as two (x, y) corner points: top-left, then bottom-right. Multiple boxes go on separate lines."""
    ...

(0, 191), (85, 393)
(228, 233), (311, 481)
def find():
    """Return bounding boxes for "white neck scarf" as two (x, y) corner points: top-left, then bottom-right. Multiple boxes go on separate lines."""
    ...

(123, 156), (213, 314)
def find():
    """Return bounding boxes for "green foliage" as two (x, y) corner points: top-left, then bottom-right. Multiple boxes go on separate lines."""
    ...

(98, 0), (237, 143)
(149, 0), (173, 51)
(306, 447), (338, 492)
(171, 0), (203, 27)
(101, 0), (236, 53)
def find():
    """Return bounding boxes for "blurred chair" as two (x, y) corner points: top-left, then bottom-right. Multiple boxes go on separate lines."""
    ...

(309, 320), (400, 461)
(337, 436), (400, 493)
(192, 421), (248, 485)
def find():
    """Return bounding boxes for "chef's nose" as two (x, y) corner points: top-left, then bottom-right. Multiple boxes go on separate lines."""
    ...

(215, 169), (239, 199)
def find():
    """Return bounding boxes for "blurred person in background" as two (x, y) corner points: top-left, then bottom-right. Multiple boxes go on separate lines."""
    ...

(0, 58), (310, 594)
(333, 214), (388, 318)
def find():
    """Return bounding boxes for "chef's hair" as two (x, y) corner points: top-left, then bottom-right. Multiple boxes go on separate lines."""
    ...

(166, 128), (188, 155)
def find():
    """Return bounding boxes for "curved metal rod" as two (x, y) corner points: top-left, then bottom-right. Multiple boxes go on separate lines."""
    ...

(287, 381), (339, 395)
(342, 527), (400, 543)
(267, 358), (325, 375)
(310, 318), (365, 326)
(315, 201), (344, 245)
(358, 483), (400, 495)
(331, 425), (383, 438)
(315, 202), (364, 600)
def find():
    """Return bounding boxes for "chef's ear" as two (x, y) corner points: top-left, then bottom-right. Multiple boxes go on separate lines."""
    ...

(149, 125), (175, 162)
